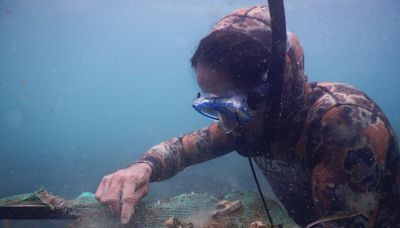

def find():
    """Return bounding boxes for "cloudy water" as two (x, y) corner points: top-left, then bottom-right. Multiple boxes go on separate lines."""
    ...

(0, 0), (399, 226)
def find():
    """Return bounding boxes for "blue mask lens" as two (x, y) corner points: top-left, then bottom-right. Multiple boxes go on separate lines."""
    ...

(192, 93), (255, 133)
(192, 84), (268, 133)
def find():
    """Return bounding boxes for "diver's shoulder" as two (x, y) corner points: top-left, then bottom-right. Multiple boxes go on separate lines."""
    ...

(303, 81), (386, 125)
(311, 82), (378, 112)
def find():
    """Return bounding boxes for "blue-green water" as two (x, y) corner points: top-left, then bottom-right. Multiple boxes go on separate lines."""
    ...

(0, 0), (399, 218)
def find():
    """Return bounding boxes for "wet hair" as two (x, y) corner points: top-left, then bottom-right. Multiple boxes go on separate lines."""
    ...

(191, 30), (271, 90)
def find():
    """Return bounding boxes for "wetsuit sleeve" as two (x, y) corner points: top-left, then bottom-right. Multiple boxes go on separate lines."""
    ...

(138, 122), (236, 182)
(310, 105), (390, 227)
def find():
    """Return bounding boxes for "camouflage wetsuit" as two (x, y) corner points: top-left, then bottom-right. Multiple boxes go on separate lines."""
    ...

(137, 6), (400, 227)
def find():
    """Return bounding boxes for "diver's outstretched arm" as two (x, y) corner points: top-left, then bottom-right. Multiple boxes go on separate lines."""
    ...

(140, 122), (236, 182)
(95, 122), (235, 225)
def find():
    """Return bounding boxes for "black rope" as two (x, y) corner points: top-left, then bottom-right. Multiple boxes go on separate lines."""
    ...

(248, 157), (274, 227)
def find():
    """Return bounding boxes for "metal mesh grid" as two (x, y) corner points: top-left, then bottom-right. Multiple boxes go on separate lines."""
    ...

(0, 190), (299, 227)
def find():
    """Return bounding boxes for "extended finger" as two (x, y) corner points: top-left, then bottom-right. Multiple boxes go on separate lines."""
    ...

(121, 183), (149, 224)
(104, 178), (122, 216)
(120, 181), (140, 224)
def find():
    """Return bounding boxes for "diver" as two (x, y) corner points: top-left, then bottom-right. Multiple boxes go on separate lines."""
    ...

(95, 5), (400, 227)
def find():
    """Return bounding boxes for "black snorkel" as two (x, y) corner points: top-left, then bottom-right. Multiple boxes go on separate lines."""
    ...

(240, 1), (287, 158)
(247, 1), (287, 227)
(267, 0), (287, 122)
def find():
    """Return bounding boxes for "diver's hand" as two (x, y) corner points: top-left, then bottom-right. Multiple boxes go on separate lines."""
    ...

(95, 163), (151, 224)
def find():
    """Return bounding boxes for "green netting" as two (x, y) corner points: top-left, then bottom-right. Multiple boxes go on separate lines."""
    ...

(221, 191), (297, 227)
(133, 192), (218, 227)
(0, 189), (299, 227)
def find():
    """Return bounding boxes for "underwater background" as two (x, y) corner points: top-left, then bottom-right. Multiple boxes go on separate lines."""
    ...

(0, 0), (399, 225)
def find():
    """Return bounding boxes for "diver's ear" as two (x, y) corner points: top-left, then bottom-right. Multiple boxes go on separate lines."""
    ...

(247, 92), (262, 110)
(247, 87), (271, 111)
(254, 96), (270, 114)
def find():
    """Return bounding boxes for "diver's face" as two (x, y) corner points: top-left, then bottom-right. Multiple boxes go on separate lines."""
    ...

(195, 62), (269, 136)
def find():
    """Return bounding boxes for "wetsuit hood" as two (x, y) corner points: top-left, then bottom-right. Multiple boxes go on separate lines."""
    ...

(211, 5), (310, 156)
(211, 5), (309, 117)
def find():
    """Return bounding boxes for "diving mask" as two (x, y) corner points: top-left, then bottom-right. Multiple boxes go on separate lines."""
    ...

(192, 84), (268, 133)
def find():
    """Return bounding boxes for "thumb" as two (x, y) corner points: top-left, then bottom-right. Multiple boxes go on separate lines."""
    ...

(120, 184), (148, 224)
(121, 204), (135, 224)
(120, 182), (137, 224)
